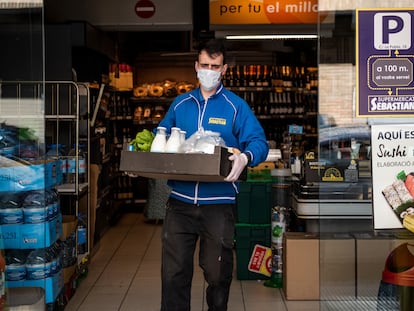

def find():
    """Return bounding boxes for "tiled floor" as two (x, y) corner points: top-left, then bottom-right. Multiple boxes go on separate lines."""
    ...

(64, 212), (322, 311)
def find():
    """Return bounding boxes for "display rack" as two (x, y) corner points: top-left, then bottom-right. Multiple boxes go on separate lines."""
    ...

(0, 80), (91, 265)
(43, 81), (91, 265)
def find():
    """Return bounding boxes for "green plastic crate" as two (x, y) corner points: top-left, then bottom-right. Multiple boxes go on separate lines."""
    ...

(236, 182), (272, 224)
(235, 223), (271, 280)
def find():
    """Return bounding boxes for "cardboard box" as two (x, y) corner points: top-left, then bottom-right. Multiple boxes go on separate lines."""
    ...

(61, 215), (77, 241)
(283, 232), (320, 300)
(109, 71), (133, 90)
(119, 146), (246, 182)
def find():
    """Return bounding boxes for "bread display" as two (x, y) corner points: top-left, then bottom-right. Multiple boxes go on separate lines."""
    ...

(133, 80), (195, 98)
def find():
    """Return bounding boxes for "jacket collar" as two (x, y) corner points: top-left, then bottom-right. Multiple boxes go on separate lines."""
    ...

(196, 83), (224, 102)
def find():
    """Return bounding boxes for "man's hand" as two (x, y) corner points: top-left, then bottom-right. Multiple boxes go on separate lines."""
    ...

(225, 153), (248, 182)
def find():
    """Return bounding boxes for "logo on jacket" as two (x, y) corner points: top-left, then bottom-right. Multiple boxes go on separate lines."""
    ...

(208, 117), (226, 125)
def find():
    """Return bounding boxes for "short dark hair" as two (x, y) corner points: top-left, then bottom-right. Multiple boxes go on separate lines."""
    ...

(197, 39), (227, 65)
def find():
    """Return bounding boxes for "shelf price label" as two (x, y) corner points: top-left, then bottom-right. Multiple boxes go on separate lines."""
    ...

(356, 9), (414, 117)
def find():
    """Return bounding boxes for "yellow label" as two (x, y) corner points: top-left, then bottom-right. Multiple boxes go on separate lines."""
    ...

(208, 117), (227, 125)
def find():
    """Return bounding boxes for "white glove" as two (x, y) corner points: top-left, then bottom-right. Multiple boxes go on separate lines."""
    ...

(225, 153), (248, 182)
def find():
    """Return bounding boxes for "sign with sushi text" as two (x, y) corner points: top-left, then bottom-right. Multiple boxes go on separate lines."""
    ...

(209, 0), (328, 25)
(356, 9), (414, 117)
(371, 124), (414, 231)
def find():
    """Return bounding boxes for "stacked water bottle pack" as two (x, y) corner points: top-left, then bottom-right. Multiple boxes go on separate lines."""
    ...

(5, 242), (63, 281)
(0, 190), (60, 227)
(46, 143), (87, 186)
(0, 140), (65, 305)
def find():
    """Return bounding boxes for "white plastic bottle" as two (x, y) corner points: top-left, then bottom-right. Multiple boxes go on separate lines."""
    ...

(294, 156), (301, 175)
(165, 127), (182, 153)
(150, 126), (167, 152)
(179, 130), (186, 145)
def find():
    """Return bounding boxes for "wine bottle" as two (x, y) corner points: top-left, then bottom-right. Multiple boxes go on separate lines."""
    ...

(262, 65), (270, 87)
(229, 66), (234, 87)
(248, 65), (256, 87)
(243, 65), (248, 87)
(256, 65), (262, 87)
(235, 65), (241, 87)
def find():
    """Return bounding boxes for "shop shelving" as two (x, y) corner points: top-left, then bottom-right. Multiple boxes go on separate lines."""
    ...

(0, 81), (92, 282)
(43, 81), (91, 264)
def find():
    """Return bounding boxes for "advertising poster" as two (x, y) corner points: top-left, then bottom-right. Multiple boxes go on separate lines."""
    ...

(356, 9), (414, 117)
(371, 124), (414, 230)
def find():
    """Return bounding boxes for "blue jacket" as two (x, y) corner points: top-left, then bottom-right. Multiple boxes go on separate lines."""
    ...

(158, 84), (269, 204)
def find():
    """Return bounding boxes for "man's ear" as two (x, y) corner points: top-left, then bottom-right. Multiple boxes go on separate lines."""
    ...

(221, 64), (228, 76)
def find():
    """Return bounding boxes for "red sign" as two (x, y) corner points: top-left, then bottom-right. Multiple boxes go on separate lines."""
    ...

(135, 0), (156, 19)
(248, 244), (272, 276)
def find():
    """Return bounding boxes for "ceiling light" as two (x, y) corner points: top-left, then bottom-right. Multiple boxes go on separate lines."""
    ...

(225, 34), (318, 40)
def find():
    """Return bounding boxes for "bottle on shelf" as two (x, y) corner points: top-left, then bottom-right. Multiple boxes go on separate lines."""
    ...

(310, 69), (318, 91)
(242, 65), (248, 87)
(77, 213), (87, 255)
(262, 65), (270, 87)
(113, 125), (119, 145)
(227, 66), (234, 87)
(46, 143), (66, 185)
(305, 69), (312, 91)
(134, 105), (144, 121)
(143, 104), (152, 120)
(255, 65), (262, 87)
(248, 65), (256, 87)
(272, 66), (283, 89)
(235, 65), (241, 87)
(67, 144), (87, 184)
(150, 126), (167, 152)
(122, 128), (132, 150)
(121, 97), (129, 117)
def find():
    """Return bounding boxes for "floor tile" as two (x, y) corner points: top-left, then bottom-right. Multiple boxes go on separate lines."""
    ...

(66, 212), (373, 311)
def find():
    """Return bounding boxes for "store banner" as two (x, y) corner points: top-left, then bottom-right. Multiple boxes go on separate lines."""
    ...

(356, 9), (414, 117)
(210, 0), (323, 25)
(371, 124), (414, 230)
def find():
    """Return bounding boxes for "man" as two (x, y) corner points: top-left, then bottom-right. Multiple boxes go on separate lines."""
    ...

(159, 39), (269, 311)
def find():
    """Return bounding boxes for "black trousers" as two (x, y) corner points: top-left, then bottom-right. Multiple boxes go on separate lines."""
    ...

(161, 198), (236, 311)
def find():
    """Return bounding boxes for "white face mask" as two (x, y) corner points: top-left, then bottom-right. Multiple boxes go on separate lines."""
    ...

(197, 69), (222, 92)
